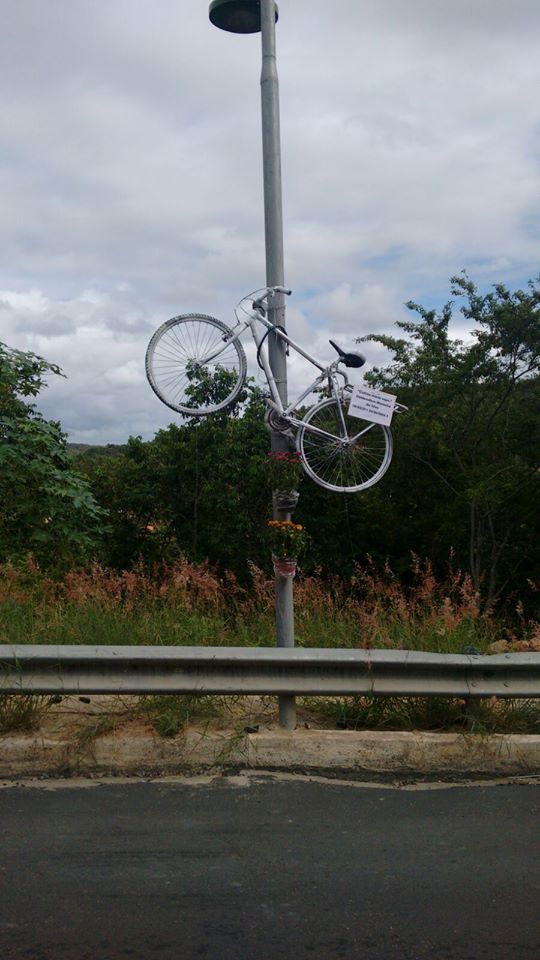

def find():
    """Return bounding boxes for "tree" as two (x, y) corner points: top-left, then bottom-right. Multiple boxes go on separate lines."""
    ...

(361, 274), (540, 607)
(0, 342), (106, 568)
(77, 384), (273, 576)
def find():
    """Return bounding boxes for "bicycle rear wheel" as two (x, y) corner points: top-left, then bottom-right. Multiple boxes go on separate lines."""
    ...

(145, 314), (247, 416)
(297, 398), (393, 493)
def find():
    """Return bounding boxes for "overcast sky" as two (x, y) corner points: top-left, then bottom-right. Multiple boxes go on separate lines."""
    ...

(2, 0), (539, 443)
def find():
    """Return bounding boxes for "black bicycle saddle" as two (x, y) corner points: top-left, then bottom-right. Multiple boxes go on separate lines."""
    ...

(329, 340), (366, 368)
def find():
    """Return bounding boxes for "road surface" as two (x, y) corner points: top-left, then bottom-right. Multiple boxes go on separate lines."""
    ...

(1, 774), (539, 959)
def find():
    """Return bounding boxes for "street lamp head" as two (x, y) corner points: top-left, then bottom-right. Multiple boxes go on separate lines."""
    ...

(209, 0), (278, 34)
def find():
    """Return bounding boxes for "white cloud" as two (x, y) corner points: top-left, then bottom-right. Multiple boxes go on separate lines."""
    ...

(1, 0), (539, 441)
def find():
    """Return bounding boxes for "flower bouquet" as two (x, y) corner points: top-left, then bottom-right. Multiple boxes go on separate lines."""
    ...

(265, 451), (303, 492)
(267, 519), (309, 578)
(266, 451), (304, 512)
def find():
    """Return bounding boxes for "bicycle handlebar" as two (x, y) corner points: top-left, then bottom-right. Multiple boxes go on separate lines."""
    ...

(251, 286), (292, 314)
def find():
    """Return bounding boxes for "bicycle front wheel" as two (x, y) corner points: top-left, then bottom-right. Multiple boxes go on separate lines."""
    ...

(145, 314), (247, 416)
(298, 398), (393, 493)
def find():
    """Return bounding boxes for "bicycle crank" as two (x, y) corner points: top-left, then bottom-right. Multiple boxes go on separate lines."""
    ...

(264, 406), (295, 438)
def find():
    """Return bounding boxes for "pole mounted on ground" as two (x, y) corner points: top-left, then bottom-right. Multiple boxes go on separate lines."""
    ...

(209, 0), (296, 729)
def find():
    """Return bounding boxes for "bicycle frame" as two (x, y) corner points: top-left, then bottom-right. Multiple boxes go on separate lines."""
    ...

(200, 304), (375, 445)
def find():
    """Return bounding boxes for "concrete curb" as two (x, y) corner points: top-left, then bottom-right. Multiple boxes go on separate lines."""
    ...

(1, 728), (540, 781)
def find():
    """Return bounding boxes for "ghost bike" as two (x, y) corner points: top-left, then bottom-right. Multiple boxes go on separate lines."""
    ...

(145, 286), (402, 493)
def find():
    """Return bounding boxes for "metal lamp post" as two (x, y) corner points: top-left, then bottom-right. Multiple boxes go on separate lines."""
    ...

(210, 0), (296, 730)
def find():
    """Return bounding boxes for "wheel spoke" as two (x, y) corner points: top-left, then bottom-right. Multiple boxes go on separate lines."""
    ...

(146, 316), (246, 415)
(300, 400), (392, 492)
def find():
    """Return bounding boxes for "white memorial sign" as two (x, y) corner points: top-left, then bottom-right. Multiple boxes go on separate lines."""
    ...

(348, 385), (397, 426)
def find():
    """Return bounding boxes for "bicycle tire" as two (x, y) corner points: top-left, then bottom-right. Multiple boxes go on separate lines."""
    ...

(297, 397), (393, 493)
(145, 314), (247, 416)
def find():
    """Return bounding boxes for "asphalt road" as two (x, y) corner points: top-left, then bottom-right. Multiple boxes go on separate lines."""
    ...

(1, 775), (539, 960)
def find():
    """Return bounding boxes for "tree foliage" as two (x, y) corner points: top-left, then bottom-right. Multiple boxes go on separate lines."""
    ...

(78, 386), (271, 574)
(362, 274), (540, 606)
(0, 342), (105, 568)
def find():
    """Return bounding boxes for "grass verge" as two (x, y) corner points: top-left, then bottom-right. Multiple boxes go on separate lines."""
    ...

(1, 556), (539, 738)
(2, 554), (538, 653)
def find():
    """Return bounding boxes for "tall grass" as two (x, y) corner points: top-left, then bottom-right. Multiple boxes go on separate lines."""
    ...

(0, 554), (538, 653)
(0, 693), (58, 734)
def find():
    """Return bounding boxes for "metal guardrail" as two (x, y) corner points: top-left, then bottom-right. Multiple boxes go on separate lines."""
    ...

(1, 645), (540, 698)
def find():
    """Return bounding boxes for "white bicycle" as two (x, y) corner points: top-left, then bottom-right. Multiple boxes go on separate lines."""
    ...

(145, 286), (403, 494)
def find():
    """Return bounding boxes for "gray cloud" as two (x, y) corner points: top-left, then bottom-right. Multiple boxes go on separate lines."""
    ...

(1, 0), (539, 442)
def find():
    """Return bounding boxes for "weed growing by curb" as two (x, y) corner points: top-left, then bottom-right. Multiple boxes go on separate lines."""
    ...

(0, 693), (57, 733)
(137, 694), (275, 739)
(301, 695), (540, 734)
(138, 695), (227, 738)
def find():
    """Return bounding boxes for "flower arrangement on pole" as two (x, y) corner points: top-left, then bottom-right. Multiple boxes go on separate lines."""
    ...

(266, 450), (303, 512)
(267, 519), (309, 578)
(266, 451), (303, 490)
